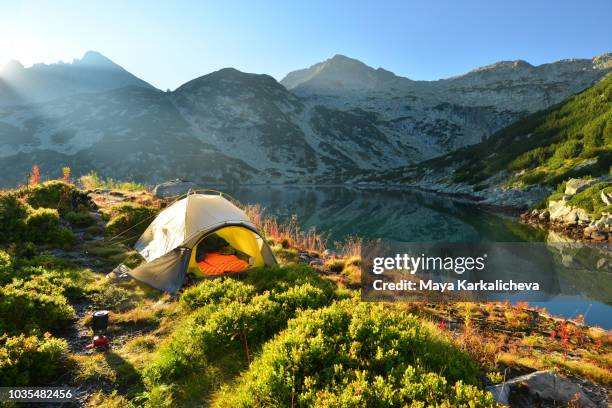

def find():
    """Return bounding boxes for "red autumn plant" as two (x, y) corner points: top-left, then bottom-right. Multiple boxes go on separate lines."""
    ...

(29, 165), (40, 185)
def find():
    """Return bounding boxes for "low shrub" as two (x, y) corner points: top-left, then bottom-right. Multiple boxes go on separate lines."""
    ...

(342, 264), (361, 286)
(0, 250), (13, 282)
(24, 180), (77, 213)
(64, 210), (96, 227)
(105, 203), (159, 245)
(24, 208), (75, 247)
(271, 283), (330, 311)
(144, 266), (340, 406)
(567, 181), (612, 217)
(244, 264), (337, 295)
(324, 258), (345, 273)
(0, 333), (67, 386)
(216, 301), (492, 407)
(88, 284), (135, 312)
(0, 194), (29, 242)
(7, 267), (84, 300)
(180, 279), (256, 310)
(0, 282), (75, 335)
(0, 194), (74, 246)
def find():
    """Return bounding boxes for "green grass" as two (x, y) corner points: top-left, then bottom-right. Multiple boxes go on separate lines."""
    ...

(421, 74), (612, 188)
(80, 170), (148, 192)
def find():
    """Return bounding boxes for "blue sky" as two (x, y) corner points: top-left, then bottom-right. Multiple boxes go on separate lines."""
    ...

(1, 0), (610, 90)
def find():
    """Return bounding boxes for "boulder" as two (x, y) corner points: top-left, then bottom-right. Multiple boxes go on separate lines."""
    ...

(153, 179), (198, 198)
(564, 178), (597, 196)
(486, 370), (595, 407)
(601, 190), (612, 205)
(592, 215), (612, 233)
(549, 200), (591, 224)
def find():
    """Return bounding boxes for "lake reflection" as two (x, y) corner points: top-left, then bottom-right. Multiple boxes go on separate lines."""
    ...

(223, 186), (546, 244)
(220, 185), (610, 328)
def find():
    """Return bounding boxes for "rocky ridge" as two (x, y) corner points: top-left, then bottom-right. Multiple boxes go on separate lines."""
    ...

(0, 52), (611, 186)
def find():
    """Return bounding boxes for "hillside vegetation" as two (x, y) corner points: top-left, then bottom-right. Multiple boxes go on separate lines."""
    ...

(421, 74), (612, 189)
(0, 180), (610, 407)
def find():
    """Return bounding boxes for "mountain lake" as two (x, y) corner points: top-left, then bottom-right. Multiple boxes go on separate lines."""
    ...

(221, 185), (612, 329)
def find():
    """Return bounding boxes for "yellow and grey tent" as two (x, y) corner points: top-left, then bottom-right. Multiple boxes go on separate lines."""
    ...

(128, 192), (276, 294)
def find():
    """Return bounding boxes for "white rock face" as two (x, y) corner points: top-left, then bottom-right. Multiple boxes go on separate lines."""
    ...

(548, 200), (592, 224)
(565, 178), (598, 195)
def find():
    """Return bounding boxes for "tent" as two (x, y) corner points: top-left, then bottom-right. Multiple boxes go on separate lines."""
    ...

(128, 192), (276, 294)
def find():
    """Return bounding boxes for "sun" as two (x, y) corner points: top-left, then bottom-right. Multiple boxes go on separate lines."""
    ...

(0, 35), (48, 72)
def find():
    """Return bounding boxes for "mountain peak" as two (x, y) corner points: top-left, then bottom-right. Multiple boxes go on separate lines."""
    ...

(472, 59), (534, 74)
(0, 51), (155, 105)
(175, 67), (282, 94)
(74, 50), (118, 68)
(280, 54), (407, 92)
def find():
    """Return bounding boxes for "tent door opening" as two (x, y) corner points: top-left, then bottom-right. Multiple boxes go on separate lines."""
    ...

(187, 226), (265, 276)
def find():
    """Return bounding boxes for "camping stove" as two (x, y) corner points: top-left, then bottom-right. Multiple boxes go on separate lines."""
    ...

(91, 310), (110, 349)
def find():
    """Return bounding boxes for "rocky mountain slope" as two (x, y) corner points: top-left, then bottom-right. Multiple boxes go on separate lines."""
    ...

(0, 52), (610, 186)
(363, 73), (612, 210)
(0, 51), (155, 106)
(283, 54), (612, 157)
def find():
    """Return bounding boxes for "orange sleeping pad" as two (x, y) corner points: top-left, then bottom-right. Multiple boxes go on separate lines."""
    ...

(197, 252), (249, 275)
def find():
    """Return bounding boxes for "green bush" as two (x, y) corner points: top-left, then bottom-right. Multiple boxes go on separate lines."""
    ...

(553, 139), (583, 160)
(180, 279), (256, 310)
(508, 146), (551, 171)
(64, 210), (96, 227)
(105, 203), (159, 245)
(0, 250), (13, 282)
(244, 264), (337, 296)
(24, 208), (75, 247)
(217, 301), (492, 408)
(0, 194), (74, 246)
(271, 283), (330, 311)
(0, 281), (75, 335)
(25, 180), (76, 213)
(0, 194), (29, 242)
(0, 333), (67, 386)
(324, 258), (345, 273)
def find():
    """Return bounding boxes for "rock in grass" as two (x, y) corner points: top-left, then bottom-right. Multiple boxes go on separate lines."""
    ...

(486, 370), (595, 407)
(565, 178), (597, 196)
(601, 190), (612, 205)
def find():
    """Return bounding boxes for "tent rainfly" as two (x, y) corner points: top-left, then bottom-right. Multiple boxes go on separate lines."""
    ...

(128, 193), (276, 294)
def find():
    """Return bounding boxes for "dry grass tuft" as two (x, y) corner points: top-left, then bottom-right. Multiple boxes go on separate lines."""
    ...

(245, 205), (327, 253)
